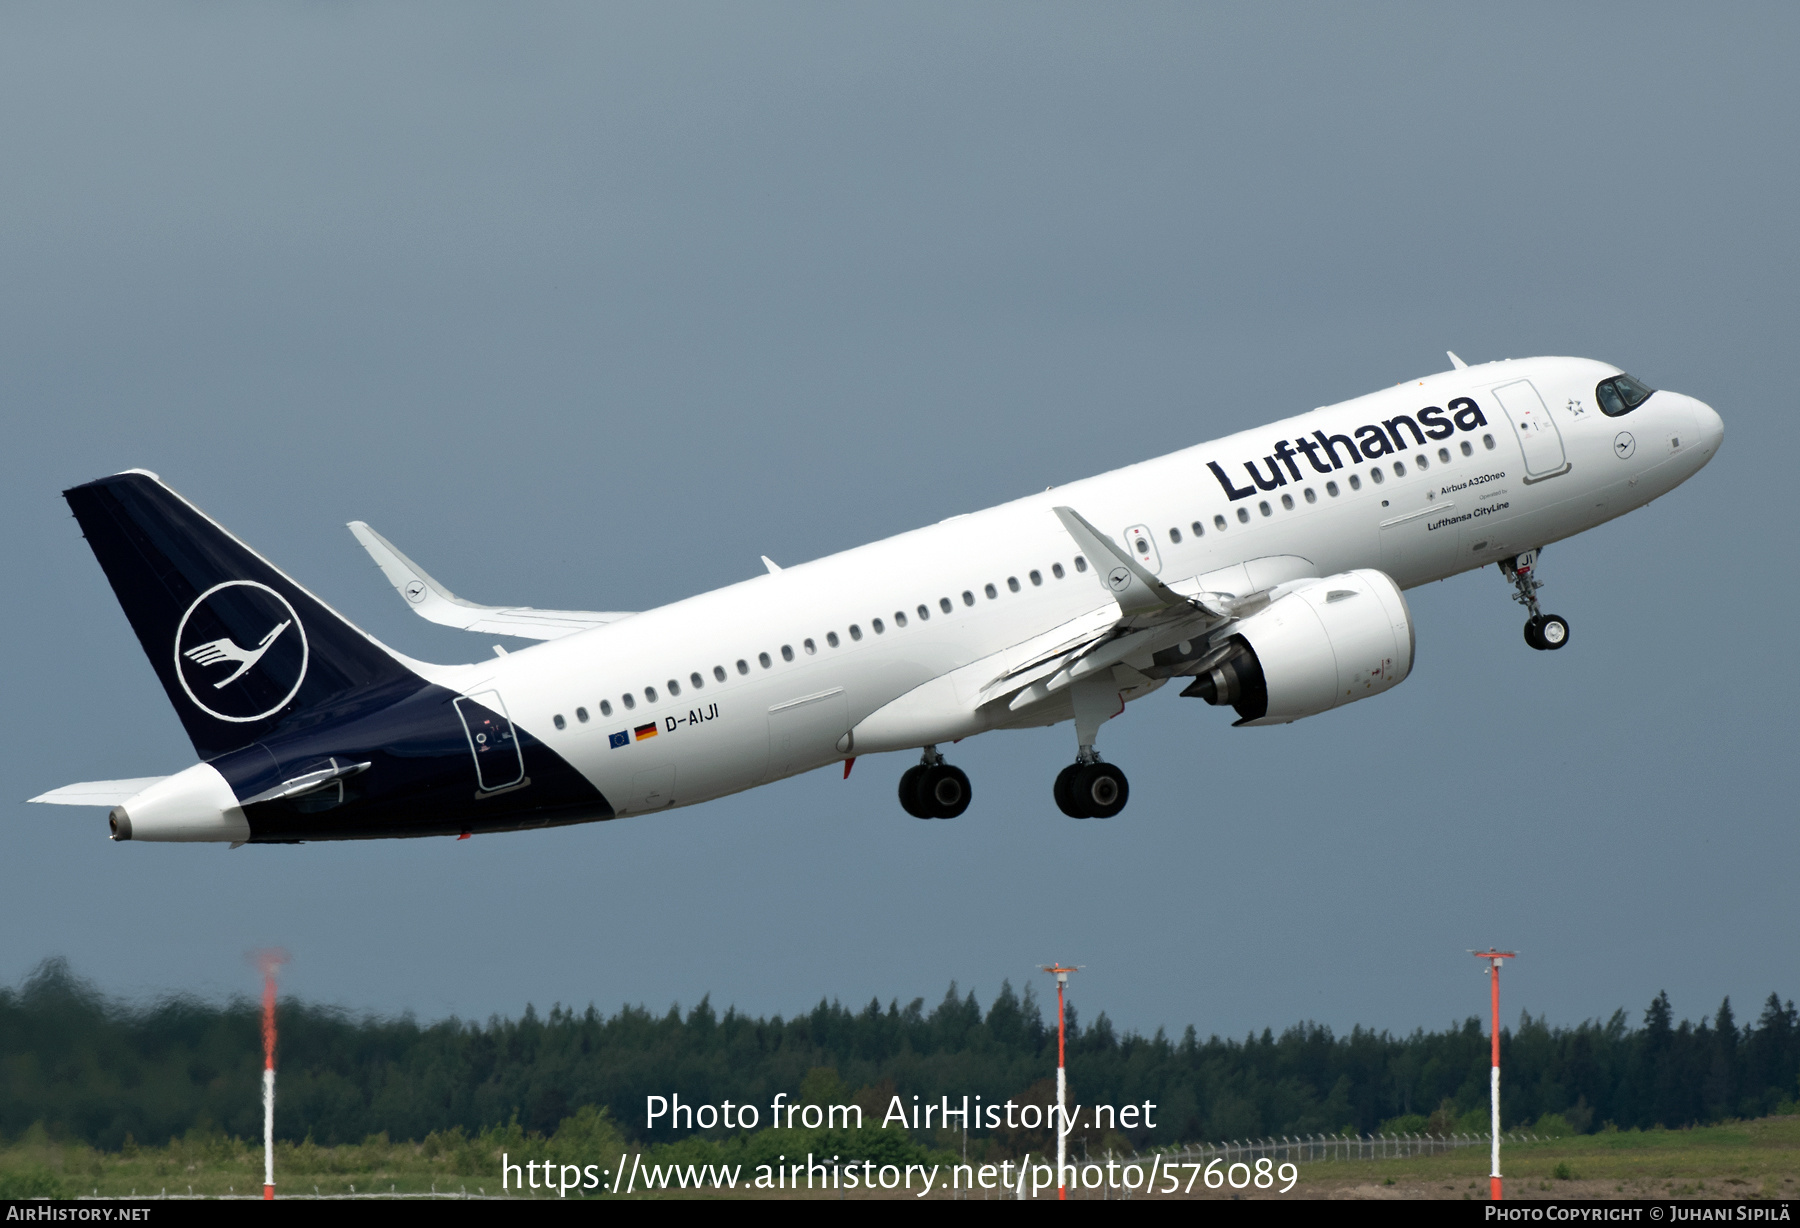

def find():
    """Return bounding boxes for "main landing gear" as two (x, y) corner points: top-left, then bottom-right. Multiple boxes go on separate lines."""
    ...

(1054, 758), (1129, 819)
(1501, 549), (1570, 651)
(1053, 675), (1133, 818)
(899, 746), (971, 819)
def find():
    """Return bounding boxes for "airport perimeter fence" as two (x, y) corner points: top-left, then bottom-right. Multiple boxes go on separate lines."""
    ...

(1141, 1129), (1543, 1167)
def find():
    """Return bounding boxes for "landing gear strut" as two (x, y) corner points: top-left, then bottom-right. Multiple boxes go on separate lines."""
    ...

(898, 746), (970, 819)
(1054, 676), (1132, 818)
(1500, 549), (1570, 651)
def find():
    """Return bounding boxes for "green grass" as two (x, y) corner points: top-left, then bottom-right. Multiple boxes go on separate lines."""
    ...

(3, 1115), (1795, 1200)
(1294, 1115), (1800, 1200)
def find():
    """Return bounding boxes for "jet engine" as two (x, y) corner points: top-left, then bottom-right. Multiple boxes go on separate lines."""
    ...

(1181, 569), (1414, 726)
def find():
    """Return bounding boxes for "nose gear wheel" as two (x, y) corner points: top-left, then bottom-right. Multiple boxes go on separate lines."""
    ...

(1502, 550), (1570, 652)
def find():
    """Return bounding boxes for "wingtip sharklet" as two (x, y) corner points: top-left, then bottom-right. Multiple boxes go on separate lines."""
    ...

(346, 521), (636, 640)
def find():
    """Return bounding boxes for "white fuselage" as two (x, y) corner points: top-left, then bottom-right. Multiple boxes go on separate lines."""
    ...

(415, 356), (1721, 817)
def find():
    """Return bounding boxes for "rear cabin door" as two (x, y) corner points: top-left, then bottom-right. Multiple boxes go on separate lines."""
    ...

(454, 690), (527, 795)
(1491, 380), (1569, 481)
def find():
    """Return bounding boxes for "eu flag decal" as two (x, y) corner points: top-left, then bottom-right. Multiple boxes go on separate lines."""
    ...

(608, 731), (629, 749)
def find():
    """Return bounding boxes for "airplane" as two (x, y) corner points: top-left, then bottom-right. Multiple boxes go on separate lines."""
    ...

(30, 354), (1721, 843)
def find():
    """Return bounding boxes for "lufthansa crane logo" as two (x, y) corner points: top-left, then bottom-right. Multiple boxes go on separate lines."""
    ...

(174, 581), (309, 723)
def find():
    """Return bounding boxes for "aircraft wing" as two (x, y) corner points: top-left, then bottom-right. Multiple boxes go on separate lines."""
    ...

(974, 512), (1321, 713)
(347, 522), (634, 641)
(29, 778), (167, 806)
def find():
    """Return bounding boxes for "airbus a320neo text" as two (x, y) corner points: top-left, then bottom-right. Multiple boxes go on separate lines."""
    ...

(33, 355), (1721, 841)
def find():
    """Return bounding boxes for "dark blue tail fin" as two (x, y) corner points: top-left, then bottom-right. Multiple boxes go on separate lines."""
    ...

(64, 470), (421, 761)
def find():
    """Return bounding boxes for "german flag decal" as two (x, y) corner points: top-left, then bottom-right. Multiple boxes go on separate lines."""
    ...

(634, 723), (658, 742)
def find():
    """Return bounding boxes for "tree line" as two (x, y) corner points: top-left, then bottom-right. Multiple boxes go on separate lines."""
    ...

(1, 959), (1795, 1153)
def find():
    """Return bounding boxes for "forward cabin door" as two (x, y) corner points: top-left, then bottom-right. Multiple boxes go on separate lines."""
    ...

(1491, 380), (1570, 481)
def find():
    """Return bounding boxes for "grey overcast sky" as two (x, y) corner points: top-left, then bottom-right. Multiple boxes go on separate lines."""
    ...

(3, 3), (1795, 1041)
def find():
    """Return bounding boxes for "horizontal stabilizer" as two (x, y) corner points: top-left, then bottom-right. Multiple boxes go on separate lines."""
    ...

(30, 778), (168, 806)
(347, 522), (634, 641)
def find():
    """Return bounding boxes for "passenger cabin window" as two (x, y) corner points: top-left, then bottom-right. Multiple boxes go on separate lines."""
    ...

(984, 583), (998, 599)
(1392, 461), (1405, 476)
(1280, 493), (1294, 510)
(1370, 467), (1385, 483)
(1191, 520), (1206, 537)
(1349, 474), (1362, 490)
(645, 686), (658, 702)
(1074, 556), (1088, 572)
(736, 659), (749, 675)
(1237, 507), (1250, 523)
(962, 591), (975, 606)
(691, 672), (705, 688)
(803, 638), (816, 654)
(1460, 440), (1474, 457)
(1597, 373), (1655, 417)
(1028, 571), (1042, 587)
(1006, 577), (1020, 593)
(1326, 481), (1339, 497)
(1258, 500), (1271, 517)
(850, 624), (864, 640)
(1483, 434), (1496, 450)
(623, 693), (636, 710)
(826, 631), (840, 647)
(894, 611), (907, 627)
(919, 603), (933, 618)
(1168, 527), (1182, 543)
(780, 645), (794, 661)
(600, 700), (613, 716)
(576, 707), (589, 723)
(553, 714), (566, 730)
(1052, 563), (1065, 579)
(1214, 514), (1227, 530)
(1304, 487), (1317, 504)
(941, 596), (954, 612)
(872, 618), (885, 634)
(713, 665), (727, 682)
(1438, 447), (1451, 463)
(759, 652), (773, 667)
(667, 679), (680, 696)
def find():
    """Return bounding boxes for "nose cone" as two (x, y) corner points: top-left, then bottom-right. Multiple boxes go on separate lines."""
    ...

(1693, 398), (1724, 455)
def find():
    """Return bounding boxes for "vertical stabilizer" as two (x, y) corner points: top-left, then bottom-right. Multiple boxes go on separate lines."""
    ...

(63, 471), (422, 760)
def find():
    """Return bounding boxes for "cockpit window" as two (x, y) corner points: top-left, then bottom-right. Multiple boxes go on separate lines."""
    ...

(1596, 373), (1656, 417)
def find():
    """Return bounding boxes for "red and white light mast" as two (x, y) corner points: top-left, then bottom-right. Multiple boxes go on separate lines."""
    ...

(1041, 963), (1080, 1201)
(254, 949), (289, 1201)
(1470, 949), (1517, 1201)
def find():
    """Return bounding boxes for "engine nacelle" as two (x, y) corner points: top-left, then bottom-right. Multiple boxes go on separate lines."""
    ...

(1184, 569), (1414, 726)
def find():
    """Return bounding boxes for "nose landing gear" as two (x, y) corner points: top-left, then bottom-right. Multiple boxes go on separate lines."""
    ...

(898, 746), (971, 819)
(1501, 550), (1570, 651)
